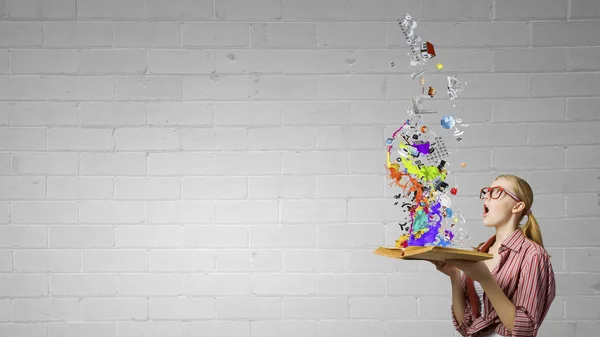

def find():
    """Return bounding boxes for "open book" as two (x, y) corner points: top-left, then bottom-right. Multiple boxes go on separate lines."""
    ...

(374, 245), (493, 262)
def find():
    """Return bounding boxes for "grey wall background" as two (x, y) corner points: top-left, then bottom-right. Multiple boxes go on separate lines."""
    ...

(0, 0), (599, 336)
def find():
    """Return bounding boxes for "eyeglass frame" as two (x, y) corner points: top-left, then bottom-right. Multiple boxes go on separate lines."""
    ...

(479, 186), (522, 202)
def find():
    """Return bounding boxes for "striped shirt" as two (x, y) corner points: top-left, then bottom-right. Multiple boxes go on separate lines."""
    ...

(451, 229), (556, 337)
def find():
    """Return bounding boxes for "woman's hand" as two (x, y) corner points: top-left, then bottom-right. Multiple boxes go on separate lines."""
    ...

(446, 260), (493, 283)
(430, 260), (461, 278)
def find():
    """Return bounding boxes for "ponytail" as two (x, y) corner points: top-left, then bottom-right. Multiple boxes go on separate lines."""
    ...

(520, 213), (544, 248)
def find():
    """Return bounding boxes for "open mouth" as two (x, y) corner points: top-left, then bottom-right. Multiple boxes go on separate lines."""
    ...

(483, 204), (489, 216)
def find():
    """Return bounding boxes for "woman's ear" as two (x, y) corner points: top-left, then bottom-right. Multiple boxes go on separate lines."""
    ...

(512, 201), (526, 214)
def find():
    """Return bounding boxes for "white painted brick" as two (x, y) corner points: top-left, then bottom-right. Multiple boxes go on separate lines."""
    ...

(318, 23), (386, 48)
(47, 76), (114, 100)
(566, 145), (600, 169)
(495, 0), (567, 19)
(493, 98), (565, 122)
(115, 128), (180, 151)
(0, 251), (12, 271)
(147, 152), (213, 176)
(80, 50), (147, 75)
(249, 127), (315, 150)
(184, 75), (251, 100)
(352, 0), (418, 20)
(11, 50), (78, 74)
(13, 298), (80, 322)
(0, 128), (45, 151)
(349, 102), (406, 126)
(216, 297), (281, 319)
(281, 200), (346, 223)
(116, 76), (182, 100)
(146, 201), (212, 223)
(0, 76), (46, 99)
(494, 48), (567, 73)
(0, 176), (45, 199)
(0, 50), (8, 73)
(216, 50), (283, 74)
(148, 102), (213, 126)
(350, 249), (418, 273)
(118, 274), (182, 296)
(0, 22), (43, 46)
(49, 323), (116, 337)
(114, 23), (181, 47)
(115, 225), (181, 247)
(216, 0), (281, 19)
(49, 127), (114, 150)
(49, 225), (114, 248)
(216, 250), (283, 272)
(149, 298), (218, 320)
(492, 147), (565, 170)
(187, 321), (250, 337)
(555, 273), (600, 295)
(214, 102), (280, 126)
(249, 176), (315, 199)
(181, 127), (247, 151)
(566, 193), (600, 217)
(50, 274), (116, 297)
(5, 102), (79, 126)
(12, 201), (78, 223)
(576, 322), (600, 337)
(0, 299), (9, 321)
(388, 321), (456, 336)
(318, 321), (384, 337)
(79, 201), (145, 224)
(318, 224), (384, 248)
(48, 176), (113, 200)
(118, 321), (182, 337)
(0, 0), (4, 17)
(317, 126), (382, 150)
(457, 22), (529, 47)
(43, 22), (112, 47)
(7, 0), (75, 18)
(570, 0), (600, 18)
(422, 0), (491, 20)
(80, 102), (146, 126)
(149, 249), (216, 272)
(283, 249), (349, 272)
(529, 122), (600, 145)
(319, 75), (385, 100)
(213, 200), (278, 223)
(77, 0), (144, 19)
(567, 98), (600, 120)
(0, 274), (48, 297)
(185, 273), (250, 295)
(388, 22), (456, 47)
(114, 177), (180, 200)
(182, 225), (248, 248)
(82, 249), (148, 272)
(281, 0), (350, 20)
(149, 50), (214, 74)
(347, 199), (404, 223)
(386, 273), (449, 295)
(533, 21), (600, 46)
(283, 102), (348, 126)
(419, 296), (453, 319)
(146, 0), (213, 20)
(316, 175), (383, 198)
(80, 153), (146, 176)
(0, 155), (8, 175)
(0, 324), (47, 336)
(252, 274), (316, 295)
(0, 226), (47, 248)
(183, 23), (250, 47)
(83, 298), (148, 321)
(215, 152), (280, 175)
(318, 274), (384, 296)
(251, 320), (316, 337)
(283, 298), (347, 319)
(283, 50), (350, 74)
(349, 150), (383, 175)
(565, 297), (600, 319)
(350, 297), (416, 319)
(250, 23), (316, 47)
(15, 249), (80, 272)
(182, 177), (247, 199)
(282, 151), (348, 174)
(252, 75), (317, 100)
(249, 225), (317, 248)
(532, 73), (600, 97)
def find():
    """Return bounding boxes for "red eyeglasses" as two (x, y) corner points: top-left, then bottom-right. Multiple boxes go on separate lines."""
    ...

(479, 186), (521, 202)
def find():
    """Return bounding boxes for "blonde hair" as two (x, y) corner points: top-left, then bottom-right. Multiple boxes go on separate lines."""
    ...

(495, 174), (545, 248)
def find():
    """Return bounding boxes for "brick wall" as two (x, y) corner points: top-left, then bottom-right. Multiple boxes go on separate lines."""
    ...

(0, 0), (599, 336)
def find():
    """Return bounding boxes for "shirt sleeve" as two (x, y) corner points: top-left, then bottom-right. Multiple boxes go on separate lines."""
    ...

(510, 253), (556, 337)
(451, 273), (474, 336)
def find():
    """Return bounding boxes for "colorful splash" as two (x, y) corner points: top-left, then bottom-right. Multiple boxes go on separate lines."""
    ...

(387, 13), (470, 249)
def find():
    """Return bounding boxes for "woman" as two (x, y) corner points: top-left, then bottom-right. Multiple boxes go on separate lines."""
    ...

(432, 174), (556, 337)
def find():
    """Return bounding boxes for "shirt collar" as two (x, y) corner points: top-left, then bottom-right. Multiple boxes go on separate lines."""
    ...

(479, 229), (526, 253)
